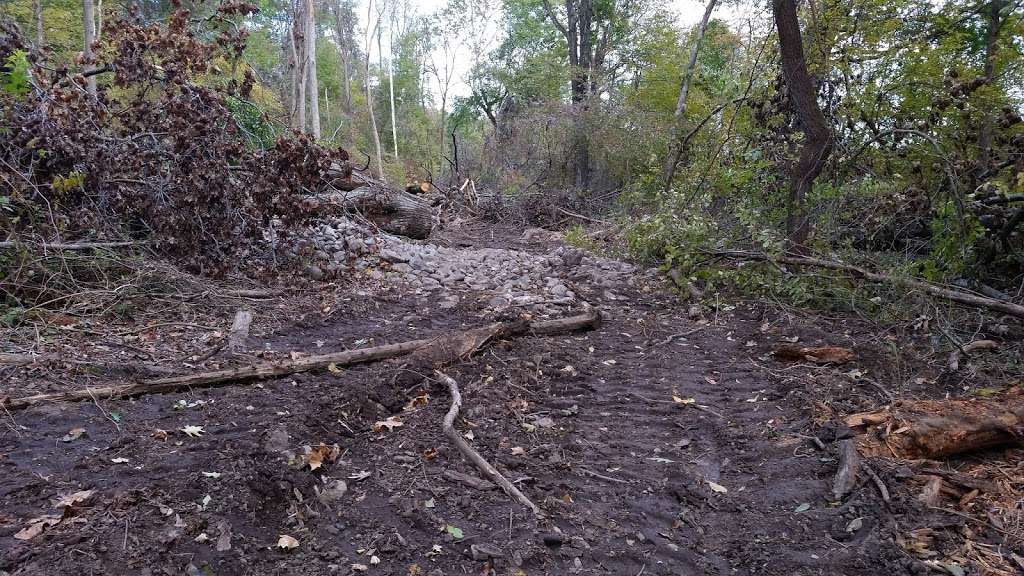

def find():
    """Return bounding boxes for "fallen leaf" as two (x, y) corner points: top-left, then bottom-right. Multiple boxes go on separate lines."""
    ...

(327, 362), (344, 374)
(794, 502), (811, 513)
(194, 533), (209, 543)
(202, 472), (222, 479)
(422, 448), (437, 460)
(180, 425), (205, 438)
(14, 515), (62, 540)
(846, 517), (863, 532)
(372, 416), (404, 433)
(370, 555), (380, 565)
(446, 525), (464, 539)
(707, 481), (728, 494)
(672, 395), (696, 405)
(277, 534), (299, 549)
(109, 411), (122, 423)
(351, 564), (369, 572)
(54, 489), (95, 510)
(511, 446), (526, 456)
(61, 428), (86, 442)
(111, 457), (130, 464)
(151, 429), (169, 441)
(305, 443), (341, 471)
(403, 394), (429, 411)
(424, 498), (435, 508)
(348, 470), (372, 481)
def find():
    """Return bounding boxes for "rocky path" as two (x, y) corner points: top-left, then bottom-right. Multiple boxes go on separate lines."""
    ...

(1, 222), (909, 576)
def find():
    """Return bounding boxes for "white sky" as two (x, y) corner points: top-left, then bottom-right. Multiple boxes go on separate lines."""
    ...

(358, 0), (752, 102)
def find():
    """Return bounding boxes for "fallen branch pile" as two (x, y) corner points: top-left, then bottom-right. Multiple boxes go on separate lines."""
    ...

(2, 309), (601, 410)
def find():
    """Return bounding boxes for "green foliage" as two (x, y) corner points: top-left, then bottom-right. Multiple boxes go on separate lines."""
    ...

(1, 50), (30, 95)
(227, 96), (279, 149)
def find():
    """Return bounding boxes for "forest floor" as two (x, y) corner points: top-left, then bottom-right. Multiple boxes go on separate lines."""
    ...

(1, 220), (1021, 576)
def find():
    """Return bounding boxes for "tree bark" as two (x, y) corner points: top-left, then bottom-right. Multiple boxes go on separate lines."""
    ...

(771, 0), (832, 253)
(365, 0), (386, 178)
(661, 0), (718, 194)
(305, 0), (321, 139)
(94, 0), (102, 40)
(82, 0), (96, 97)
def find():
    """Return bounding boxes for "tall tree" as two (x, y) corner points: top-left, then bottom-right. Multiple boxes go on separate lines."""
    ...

(33, 0), (43, 48)
(365, 0), (385, 177)
(289, 0), (307, 131)
(660, 0), (717, 193)
(772, 0), (832, 252)
(540, 0), (618, 191)
(304, 0), (321, 138)
(973, 0), (1008, 186)
(82, 0), (96, 96)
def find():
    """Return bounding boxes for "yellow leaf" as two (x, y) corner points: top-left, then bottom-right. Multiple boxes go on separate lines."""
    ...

(277, 534), (299, 549)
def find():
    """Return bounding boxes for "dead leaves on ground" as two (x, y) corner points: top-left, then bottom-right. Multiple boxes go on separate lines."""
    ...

(14, 489), (96, 540)
(303, 443), (341, 471)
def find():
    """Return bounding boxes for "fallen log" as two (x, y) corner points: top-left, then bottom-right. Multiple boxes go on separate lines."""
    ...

(845, 398), (1024, 459)
(713, 251), (1024, 320)
(322, 167), (435, 239)
(833, 438), (860, 500)
(228, 309), (253, 353)
(3, 309), (601, 410)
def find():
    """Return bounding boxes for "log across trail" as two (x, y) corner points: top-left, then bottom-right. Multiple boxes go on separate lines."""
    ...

(2, 309), (601, 410)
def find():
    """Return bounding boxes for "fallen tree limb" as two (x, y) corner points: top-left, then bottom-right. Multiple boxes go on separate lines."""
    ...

(833, 438), (860, 500)
(845, 398), (1024, 459)
(3, 310), (601, 410)
(437, 371), (543, 518)
(713, 251), (1024, 320)
(0, 240), (143, 251)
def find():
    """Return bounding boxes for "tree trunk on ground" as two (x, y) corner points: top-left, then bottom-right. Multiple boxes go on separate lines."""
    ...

(771, 0), (832, 253)
(304, 0), (321, 139)
(82, 0), (96, 97)
(661, 0), (718, 194)
(845, 398), (1024, 460)
(33, 0), (43, 48)
(322, 167), (434, 238)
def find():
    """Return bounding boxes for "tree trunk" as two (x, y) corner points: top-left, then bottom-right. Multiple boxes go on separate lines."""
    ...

(365, 0), (386, 178)
(82, 0), (96, 97)
(94, 0), (101, 40)
(290, 4), (307, 132)
(388, 19), (399, 162)
(973, 0), (1005, 186)
(771, 0), (832, 253)
(572, 0), (592, 192)
(305, 0), (321, 139)
(33, 0), (43, 48)
(661, 0), (718, 194)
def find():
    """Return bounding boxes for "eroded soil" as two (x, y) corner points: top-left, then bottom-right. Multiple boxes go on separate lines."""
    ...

(0, 223), (1016, 576)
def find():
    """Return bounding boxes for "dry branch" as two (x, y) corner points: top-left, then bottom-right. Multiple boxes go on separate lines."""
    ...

(437, 371), (543, 518)
(0, 240), (143, 251)
(833, 438), (860, 500)
(715, 251), (1024, 320)
(3, 310), (601, 410)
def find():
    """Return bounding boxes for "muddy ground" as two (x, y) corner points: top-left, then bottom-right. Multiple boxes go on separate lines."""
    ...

(1, 223), (1019, 575)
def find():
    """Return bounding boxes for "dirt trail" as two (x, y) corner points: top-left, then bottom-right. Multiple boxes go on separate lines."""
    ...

(1, 224), (918, 575)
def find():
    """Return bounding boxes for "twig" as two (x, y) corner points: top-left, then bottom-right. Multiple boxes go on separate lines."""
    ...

(579, 467), (629, 484)
(863, 463), (890, 502)
(647, 326), (705, 348)
(556, 207), (610, 225)
(0, 240), (143, 250)
(437, 371), (543, 518)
